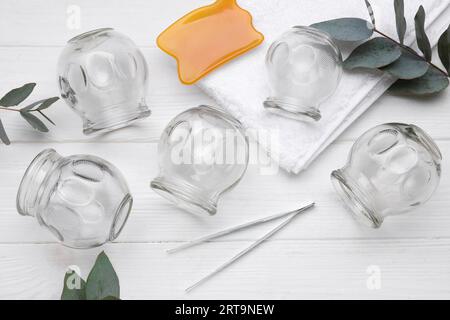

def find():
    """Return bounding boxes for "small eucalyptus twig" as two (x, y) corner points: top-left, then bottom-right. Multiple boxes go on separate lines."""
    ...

(0, 83), (59, 145)
(311, 1), (450, 95)
(373, 28), (449, 78)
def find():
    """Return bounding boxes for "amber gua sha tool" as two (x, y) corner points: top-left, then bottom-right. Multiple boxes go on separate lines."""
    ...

(157, 0), (264, 85)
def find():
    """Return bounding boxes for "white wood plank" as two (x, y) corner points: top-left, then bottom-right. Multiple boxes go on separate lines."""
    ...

(0, 46), (449, 143)
(1, 142), (449, 244)
(0, 240), (449, 299)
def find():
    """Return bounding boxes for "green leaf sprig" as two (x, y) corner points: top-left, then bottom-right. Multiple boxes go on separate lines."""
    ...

(0, 83), (59, 145)
(61, 251), (121, 300)
(311, 0), (450, 96)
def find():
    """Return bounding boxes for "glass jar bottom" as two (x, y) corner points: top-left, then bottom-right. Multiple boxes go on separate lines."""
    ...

(264, 97), (321, 122)
(110, 193), (133, 241)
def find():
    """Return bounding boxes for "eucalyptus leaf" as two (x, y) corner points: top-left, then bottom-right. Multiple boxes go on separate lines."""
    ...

(0, 83), (36, 107)
(438, 25), (450, 72)
(0, 119), (11, 145)
(394, 0), (407, 44)
(364, 0), (376, 26)
(381, 50), (429, 79)
(310, 18), (373, 42)
(37, 97), (59, 111)
(344, 37), (402, 69)
(20, 111), (49, 132)
(61, 270), (86, 300)
(86, 251), (120, 300)
(415, 6), (432, 61)
(389, 67), (449, 95)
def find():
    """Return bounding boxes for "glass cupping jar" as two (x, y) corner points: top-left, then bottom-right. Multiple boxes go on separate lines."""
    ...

(57, 28), (151, 135)
(331, 123), (442, 228)
(17, 149), (133, 248)
(151, 105), (249, 216)
(264, 26), (342, 122)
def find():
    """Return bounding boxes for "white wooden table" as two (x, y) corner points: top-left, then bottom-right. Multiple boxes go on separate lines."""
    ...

(0, 0), (449, 300)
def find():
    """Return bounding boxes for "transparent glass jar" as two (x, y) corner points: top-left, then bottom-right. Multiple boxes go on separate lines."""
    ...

(331, 123), (442, 228)
(151, 105), (249, 216)
(264, 26), (342, 122)
(57, 28), (151, 135)
(17, 149), (133, 248)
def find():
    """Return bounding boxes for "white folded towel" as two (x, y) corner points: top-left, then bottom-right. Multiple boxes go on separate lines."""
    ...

(198, 0), (450, 173)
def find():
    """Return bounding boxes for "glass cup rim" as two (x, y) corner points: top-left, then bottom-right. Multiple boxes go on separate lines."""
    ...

(16, 148), (59, 217)
(68, 27), (114, 43)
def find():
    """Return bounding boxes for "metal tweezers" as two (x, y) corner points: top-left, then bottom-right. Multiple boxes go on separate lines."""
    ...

(167, 202), (315, 292)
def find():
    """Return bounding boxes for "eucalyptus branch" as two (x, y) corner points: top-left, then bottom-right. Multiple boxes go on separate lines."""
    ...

(311, 0), (450, 95)
(0, 83), (59, 145)
(373, 28), (449, 78)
